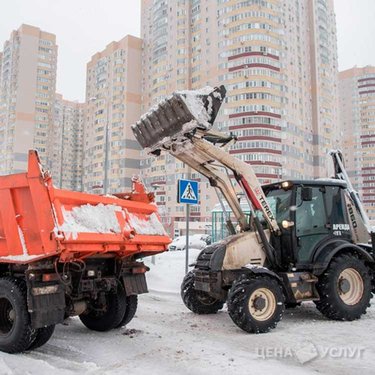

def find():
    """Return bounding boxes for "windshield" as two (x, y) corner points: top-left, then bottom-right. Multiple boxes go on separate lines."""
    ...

(264, 188), (293, 223)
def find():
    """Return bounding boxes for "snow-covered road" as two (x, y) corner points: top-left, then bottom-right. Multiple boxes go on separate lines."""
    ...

(1, 250), (374, 375)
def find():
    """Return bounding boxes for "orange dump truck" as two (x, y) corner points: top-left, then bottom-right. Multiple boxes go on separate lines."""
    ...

(0, 150), (171, 353)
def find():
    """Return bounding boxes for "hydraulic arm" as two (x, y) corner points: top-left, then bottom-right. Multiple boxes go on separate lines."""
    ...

(132, 86), (280, 235)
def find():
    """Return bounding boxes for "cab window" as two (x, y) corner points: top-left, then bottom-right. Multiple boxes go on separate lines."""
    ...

(296, 187), (328, 236)
(265, 188), (292, 224)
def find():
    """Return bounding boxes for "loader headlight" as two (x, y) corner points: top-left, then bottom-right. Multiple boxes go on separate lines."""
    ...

(282, 220), (295, 229)
(281, 181), (293, 190)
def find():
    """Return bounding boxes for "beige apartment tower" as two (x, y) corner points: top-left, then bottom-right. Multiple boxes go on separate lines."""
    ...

(49, 94), (85, 191)
(0, 24), (57, 174)
(339, 66), (375, 224)
(140, 0), (339, 236)
(84, 35), (142, 193)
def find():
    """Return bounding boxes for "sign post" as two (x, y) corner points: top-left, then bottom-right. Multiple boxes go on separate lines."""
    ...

(177, 179), (199, 274)
(185, 204), (190, 274)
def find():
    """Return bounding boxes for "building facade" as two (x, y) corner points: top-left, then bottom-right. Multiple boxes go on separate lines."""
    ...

(339, 66), (375, 224)
(0, 24), (57, 174)
(48, 94), (85, 191)
(140, 0), (340, 236)
(83, 35), (142, 194)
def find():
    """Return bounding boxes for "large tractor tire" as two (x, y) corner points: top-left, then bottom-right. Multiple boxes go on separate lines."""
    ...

(0, 278), (35, 353)
(181, 271), (224, 314)
(315, 253), (373, 320)
(27, 325), (55, 350)
(115, 295), (138, 328)
(227, 274), (285, 333)
(80, 280), (127, 332)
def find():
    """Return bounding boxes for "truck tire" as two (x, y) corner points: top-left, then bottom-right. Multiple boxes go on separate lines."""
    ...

(0, 277), (35, 353)
(80, 280), (127, 332)
(227, 274), (285, 333)
(27, 325), (55, 350)
(181, 271), (224, 314)
(315, 253), (373, 320)
(115, 295), (138, 328)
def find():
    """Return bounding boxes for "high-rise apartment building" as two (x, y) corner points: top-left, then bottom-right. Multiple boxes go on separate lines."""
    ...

(0, 52), (3, 92)
(48, 94), (85, 191)
(339, 66), (375, 224)
(0, 24), (57, 174)
(140, 0), (339, 236)
(83, 35), (142, 194)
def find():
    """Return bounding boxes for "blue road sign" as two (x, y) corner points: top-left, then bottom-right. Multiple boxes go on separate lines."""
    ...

(178, 179), (199, 204)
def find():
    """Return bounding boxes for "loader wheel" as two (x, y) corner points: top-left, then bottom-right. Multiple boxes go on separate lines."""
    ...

(28, 325), (55, 350)
(315, 253), (372, 320)
(0, 278), (35, 353)
(227, 274), (285, 333)
(181, 271), (224, 314)
(115, 295), (138, 328)
(80, 280), (127, 332)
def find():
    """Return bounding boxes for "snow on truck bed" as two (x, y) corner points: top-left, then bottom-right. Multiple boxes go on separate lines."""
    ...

(56, 203), (166, 240)
(0, 203), (167, 262)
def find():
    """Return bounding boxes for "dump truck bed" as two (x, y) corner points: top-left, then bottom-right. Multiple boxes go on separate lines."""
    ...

(0, 151), (170, 263)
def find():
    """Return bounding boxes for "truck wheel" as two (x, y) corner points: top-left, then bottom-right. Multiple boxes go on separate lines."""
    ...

(181, 271), (224, 314)
(115, 295), (138, 328)
(0, 277), (35, 353)
(80, 281), (127, 332)
(227, 274), (285, 333)
(315, 253), (372, 320)
(28, 325), (55, 350)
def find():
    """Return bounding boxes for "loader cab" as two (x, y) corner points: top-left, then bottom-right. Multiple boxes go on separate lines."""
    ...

(262, 180), (349, 270)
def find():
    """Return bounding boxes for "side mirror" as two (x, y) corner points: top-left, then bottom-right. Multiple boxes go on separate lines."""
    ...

(302, 187), (313, 201)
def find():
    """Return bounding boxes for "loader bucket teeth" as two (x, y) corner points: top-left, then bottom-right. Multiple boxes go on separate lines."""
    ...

(132, 85), (226, 153)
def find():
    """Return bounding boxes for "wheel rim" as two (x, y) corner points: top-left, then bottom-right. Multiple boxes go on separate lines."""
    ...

(0, 297), (15, 336)
(248, 288), (276, 321)
(337, 268), (364, 305)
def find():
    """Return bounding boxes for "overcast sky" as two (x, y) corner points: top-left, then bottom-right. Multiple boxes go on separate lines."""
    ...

(0, 0), (374, 102)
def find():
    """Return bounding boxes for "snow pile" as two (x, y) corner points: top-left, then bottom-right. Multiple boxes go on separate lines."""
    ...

(178, 86), (215, 127)
(58, 204), (123, 239)
(145, 248), (202, 293)
(127, 212), (167, 236)
(245, 263), (268, 271)
(56, 203), (167, 239)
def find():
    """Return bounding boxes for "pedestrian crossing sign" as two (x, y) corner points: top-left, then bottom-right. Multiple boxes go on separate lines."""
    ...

(178, 179), (199, 204)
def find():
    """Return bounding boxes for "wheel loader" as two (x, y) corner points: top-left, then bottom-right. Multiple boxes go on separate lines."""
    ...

(0, 151), (170, 353)
(132, 85), (375, 333)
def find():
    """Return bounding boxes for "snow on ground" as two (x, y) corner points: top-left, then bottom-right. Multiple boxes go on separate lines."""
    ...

(1, 250), (374, 375)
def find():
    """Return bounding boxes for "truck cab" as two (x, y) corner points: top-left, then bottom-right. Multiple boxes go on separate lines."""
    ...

(263, 179), (370, 271)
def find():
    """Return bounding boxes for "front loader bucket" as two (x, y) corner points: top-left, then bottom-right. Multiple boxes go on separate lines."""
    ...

(132, 85), (226, 154)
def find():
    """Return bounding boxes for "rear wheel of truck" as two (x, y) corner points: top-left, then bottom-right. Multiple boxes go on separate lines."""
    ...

(0, 277), (35, 354)
(315, 253), (372, 320)
(27, 325), (55, 350)
(181, 271), (224, 314)
(80, 280), (127, 332)
(115, 295), (138, 328)
(227, 274), (285, 333)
